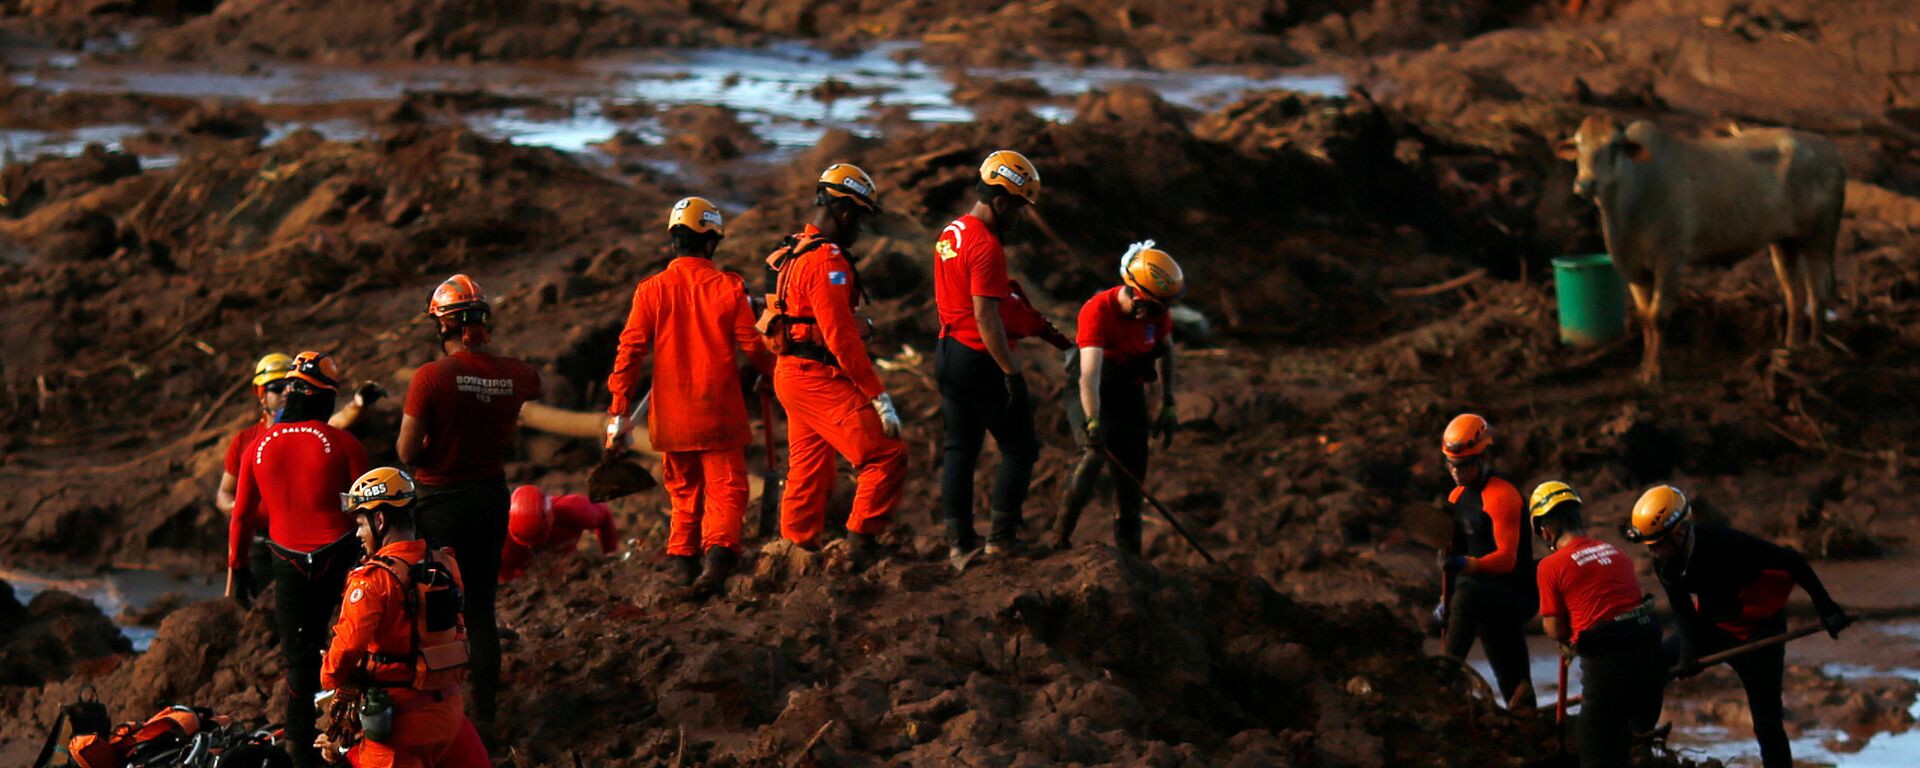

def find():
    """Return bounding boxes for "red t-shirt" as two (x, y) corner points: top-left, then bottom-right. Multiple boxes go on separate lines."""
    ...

(403, 350), (542, 486)
(223, 418), (270, 476)
(1536, 536), (1644, 644)
(934, 215), (1011, 351)
(227, 420), (369, 567)
(1076, 286), (1171, 368)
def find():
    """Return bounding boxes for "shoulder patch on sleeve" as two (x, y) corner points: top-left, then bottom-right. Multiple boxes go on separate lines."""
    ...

(348, 586), (366, 604)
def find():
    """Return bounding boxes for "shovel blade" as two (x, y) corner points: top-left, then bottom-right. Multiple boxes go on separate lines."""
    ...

(587, 455), (658, 502)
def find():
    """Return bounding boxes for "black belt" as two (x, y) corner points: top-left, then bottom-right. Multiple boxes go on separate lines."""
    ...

(780, 341), (841, 369)
(1576, 597), (1659, 655)
(267, 533), (361, 579)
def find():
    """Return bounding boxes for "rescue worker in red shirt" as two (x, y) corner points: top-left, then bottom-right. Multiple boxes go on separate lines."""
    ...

(758, 164), (907, 567)
(499, 485), (622, 583)
(218, 353), (384, 590)
(933, 151), (1074, 565)
(1053, 242), (1182, 556)
(315, 467), (487, 768)
(225, 352), (370, 768)
(1629, 484), (1852, 768)
(396, 274), (542, 729)
(606, 197), (774, 593)
(1436, 413), (1536, 709)
(1530, 481), (1665, 768)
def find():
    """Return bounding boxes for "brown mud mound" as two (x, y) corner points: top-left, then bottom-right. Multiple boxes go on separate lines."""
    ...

(1, 549), (1690, 767)
(0, 580), (130, 687)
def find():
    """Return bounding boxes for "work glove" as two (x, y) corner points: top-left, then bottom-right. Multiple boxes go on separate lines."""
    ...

(352, 381), (386, 408)
(604, 414), (632, 453)
(1819, 605), (1854, 639)
(227, 567), (258, 611)
(1151, 401), (1178, 448)
(1673, 656), (1705, 679)
(871, 393), (902, 438)
(1083, 417), (1105, 447)
(1441, 555), (1470, 575)
(1001, 372), (1027, 413)
(1429, 601), (1448, 633)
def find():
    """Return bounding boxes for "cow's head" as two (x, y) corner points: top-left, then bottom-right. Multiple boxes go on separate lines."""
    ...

(1556, 115), (1651, 199)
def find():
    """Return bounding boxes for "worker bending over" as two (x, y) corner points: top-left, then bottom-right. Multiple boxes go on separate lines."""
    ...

(1629, 484), (1851, 768)
(499, 485), (621, 583)
(1053, 241), (1183, 555)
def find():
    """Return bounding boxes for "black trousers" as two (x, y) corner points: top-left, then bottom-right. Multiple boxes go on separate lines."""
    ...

(267, 534), (358, 768)
(1576, 618), (1667, 768)
(1064, 374), (1149, 553)
(1444, 577), (1536, 708)
(415, 481), (509, 723)
(935, 337), (1039, 549)
(1665, 616), (1790, 768)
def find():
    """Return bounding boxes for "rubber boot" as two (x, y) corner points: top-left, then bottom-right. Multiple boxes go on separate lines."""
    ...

(671, 554), (701, 586)
(849, 532), (883, 571)
(1115, 508), (1142, 556)
(1053, 449), (1103, 548)
(691, 546), (736, 597)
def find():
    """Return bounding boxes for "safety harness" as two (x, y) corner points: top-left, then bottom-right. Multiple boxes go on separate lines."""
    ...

(364, 549), (470, 694)
(757, 233), (865, 369)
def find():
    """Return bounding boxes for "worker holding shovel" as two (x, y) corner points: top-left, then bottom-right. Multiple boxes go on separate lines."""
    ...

(1629, 484), (1852, 768)
(1530, 481), (1665, 768)
(606, 197), (773, 595)
(1053, 241), (1182, 556)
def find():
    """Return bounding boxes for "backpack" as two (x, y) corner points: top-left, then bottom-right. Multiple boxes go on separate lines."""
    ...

(755, 234), (855, 357)
(367, 548), (470, 691)
(31, 686), (111, 768)
(68, 706), (223, 768)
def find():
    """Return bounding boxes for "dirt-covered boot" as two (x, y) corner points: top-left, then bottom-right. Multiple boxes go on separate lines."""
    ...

(670, 554), (701, 586)
(849, 532), (885, 571)
(691, 546), (737, 596)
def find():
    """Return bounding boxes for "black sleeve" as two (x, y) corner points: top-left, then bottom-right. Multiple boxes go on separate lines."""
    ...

(1659, 571), (1700, 659)
(1725, 528), (1842, 614)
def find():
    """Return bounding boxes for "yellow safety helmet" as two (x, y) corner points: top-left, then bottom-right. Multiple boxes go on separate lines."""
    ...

(817, 163), (879, 212)
(1120, 240), (1184, 304)
(979, 149), (1040, 205)
(1528, 481), (1582, 528)
(252, 352), (295, 387)
(1625, 484), (1690, 544)
(343, 467), (417, 515)
(668, 196), (725, 237)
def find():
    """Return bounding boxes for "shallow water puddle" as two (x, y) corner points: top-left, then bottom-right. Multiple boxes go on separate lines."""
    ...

(2, 566), (222, 652)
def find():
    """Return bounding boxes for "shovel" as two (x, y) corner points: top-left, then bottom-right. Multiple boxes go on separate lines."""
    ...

(756, 390), (783, 539)
(587, 394), (658, 503)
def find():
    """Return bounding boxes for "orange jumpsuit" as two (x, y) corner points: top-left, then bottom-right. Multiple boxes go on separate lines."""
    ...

(767, 226), (907, 546)
(321, 540), (480, 768)
(607, 256), (773, 555)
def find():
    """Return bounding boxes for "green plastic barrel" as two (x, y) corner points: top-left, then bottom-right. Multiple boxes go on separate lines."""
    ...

(1551, 253), (1626, 346)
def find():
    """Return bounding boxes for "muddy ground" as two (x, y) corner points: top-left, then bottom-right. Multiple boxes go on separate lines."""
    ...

(6, 0), (1920, 765)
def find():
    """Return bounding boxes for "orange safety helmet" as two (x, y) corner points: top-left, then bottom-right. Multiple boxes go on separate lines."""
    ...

(1119, 240), (1185, 304)
(507, 485), (553, 548)
(426, 274), (488, 319)
(286, 351), (341, 392)
(343, 467), (416, 515)
(668, 196), (725, 237)
(1442, 413), (1492, 458)
(979, 149), (1041, 205)
(817, 163), (879, 212)
(1625, 484), (1690, 544)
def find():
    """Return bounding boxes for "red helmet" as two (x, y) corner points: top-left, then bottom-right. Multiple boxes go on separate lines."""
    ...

(427, 274), (488, 319)
(508, 485), (553, 547)
(1443, 413), (1492, 459)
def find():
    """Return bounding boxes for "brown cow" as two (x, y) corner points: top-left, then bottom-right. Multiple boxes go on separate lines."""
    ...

(1556, 116), (1844, 383)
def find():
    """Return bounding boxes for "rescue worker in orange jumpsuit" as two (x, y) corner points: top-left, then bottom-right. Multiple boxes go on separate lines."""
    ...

(316, 467), (487, 768)
(759, 164), (907, 566)
(397, 274), (542, 729)
(1630, 484), (1851, 768)
(606, 197), (774, 593)
(1436, 413), (1536, 709)
(217, 353), (382, 592)
(933, 151), (1074, 564)
(1530, 481), (1665, 768)
(498, 485), (622, 583)
(1054, 242), (1182, 556)
(225, 352), (370, 768)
